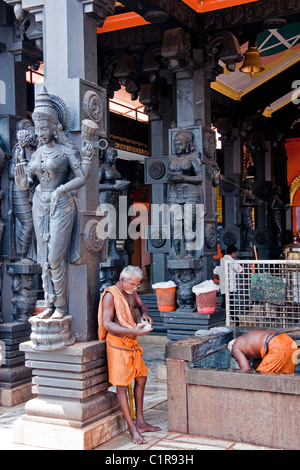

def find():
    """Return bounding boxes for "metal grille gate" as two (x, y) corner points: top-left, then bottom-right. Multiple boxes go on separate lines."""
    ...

(225, 260), (300, 329)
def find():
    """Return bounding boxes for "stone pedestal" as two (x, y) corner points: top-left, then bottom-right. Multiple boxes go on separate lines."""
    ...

(168, 258), (203, 271)
(162, 259), (226, 341)
(13, 341), (126, 450)
(0, 322), (33, 406)
(163, 308), (226, 341)
(140, 293), (167, 335)
(13, 409), (126, 450)
(29, 315), (76, 350)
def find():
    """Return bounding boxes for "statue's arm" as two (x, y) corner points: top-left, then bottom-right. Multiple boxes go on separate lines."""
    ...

(185, 157), (203, 184)
(50, 151), (86, 217)
(64, 151), (86, 193)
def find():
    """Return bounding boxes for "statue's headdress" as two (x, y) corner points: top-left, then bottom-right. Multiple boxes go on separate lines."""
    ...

(175, 129), (193, 143)
(32, 86), (59, 125)
(174, 129), (195, 152)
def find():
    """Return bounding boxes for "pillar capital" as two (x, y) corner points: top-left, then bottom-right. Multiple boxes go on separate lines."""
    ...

(79, 0), (115, 26)
(5, 0), (115, 25)
(4, 1), (44, 23)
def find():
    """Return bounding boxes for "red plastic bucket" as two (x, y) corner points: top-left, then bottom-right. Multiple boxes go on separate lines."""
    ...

(156, 286), (177, 312)
(196, 290), (217, 315)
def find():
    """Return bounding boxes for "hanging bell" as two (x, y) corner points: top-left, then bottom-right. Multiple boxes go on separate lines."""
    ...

(240, 43), (265, 79)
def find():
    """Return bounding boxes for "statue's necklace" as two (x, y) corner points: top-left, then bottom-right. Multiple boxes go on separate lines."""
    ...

(40, 145), (57, 183)
(40, 154), (50, 183)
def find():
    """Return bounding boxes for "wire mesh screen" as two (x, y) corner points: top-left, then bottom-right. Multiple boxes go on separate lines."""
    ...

(225, 260), (300, 329)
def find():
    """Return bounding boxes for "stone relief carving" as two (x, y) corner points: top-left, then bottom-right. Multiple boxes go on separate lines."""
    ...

(99, 145), (130, 292)
(0, 142), (6, 251)
(83, 90), (103, 123)
(240, 177), (262, 251)
(161, 27), (192, 71)
(0, 141), (5, 324)
(83, 219), (105, 255)
(99, 146), (130, 259)
(205, 223), (217, 249)
(208, 31), (243, 72)
(167, 129), (203, 260)
(8, 270), (37, 322)
(173, 268), (202, 310)
(223, 230), (238, 247)
(203, 0), (299, 31)
(154, 0), (197, 30)
(9, 119), (37, 262)
(269, 184), (290, 249)
(148, 161), (166, 181)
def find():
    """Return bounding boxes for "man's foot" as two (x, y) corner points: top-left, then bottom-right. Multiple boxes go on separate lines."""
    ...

(129, 425), (147, 445)
(136, 420), (161, 433)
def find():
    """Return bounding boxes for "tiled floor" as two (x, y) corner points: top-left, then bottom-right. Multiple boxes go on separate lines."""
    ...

(0, 338), (275, 451)
(95, 388), (273, 451)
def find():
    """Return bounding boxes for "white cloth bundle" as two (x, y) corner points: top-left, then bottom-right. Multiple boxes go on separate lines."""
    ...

(192, 280), (219, 295)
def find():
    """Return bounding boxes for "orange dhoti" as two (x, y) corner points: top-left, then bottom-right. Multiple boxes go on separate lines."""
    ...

(257, 333), (299, 374)
(106, 333), (148, 386)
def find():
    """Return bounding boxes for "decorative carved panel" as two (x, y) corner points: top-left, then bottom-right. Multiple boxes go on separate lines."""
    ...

(202, 0), (300, 32)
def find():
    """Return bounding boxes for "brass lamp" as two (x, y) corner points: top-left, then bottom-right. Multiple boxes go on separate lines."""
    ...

(240, 41), (265, 78)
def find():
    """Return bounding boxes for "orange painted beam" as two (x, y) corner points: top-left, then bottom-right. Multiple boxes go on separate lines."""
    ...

(97, 12), (150, 34)
(182, 0), (260, 13)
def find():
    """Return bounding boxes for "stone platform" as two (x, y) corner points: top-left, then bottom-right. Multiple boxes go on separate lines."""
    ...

(11, 340), (126, 450)
(0, 322), (33, 407)
(0, 336), (276, 450)
(162, 308), (226, 341)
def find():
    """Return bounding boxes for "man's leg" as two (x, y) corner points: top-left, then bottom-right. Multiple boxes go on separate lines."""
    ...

(134, 376), (161, 433)
(116, 385), (146, 444)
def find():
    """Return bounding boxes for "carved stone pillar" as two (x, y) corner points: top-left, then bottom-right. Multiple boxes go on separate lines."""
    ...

(143, 27), (242, 339)
(156, 29), (231, 340)
(145, 110), (171, 287)
(218, 126), (243, 253)
(3, 0), (127, 450)
(0, 0), (42, 406)
(21, 0), (113, 342)
(251, 138), (273, 259)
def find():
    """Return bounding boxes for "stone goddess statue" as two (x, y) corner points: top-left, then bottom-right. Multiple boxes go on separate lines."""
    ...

(167, 129), (203, 258)
(14, 87), (94, 320)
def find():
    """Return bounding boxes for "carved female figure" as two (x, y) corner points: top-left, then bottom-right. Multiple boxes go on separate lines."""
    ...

(99, 146), (130, 258)
(99, 147), (130, 204)
(15, 87), (93, 319)
(167, 129), (203, 258)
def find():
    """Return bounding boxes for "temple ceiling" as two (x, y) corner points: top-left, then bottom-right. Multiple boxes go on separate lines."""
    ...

(97, 0), (300, 136)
